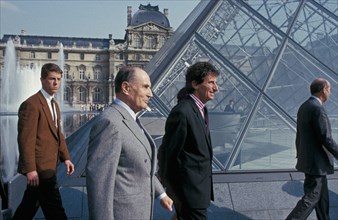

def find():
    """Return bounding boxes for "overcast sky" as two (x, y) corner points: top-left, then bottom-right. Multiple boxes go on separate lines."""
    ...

(0, 0), (200, 39)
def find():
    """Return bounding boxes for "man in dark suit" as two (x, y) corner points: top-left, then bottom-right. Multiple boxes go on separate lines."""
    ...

(86, 66), (173, 220)
(158, 62), (219, 220)
(13, 63), (75, 220)
(286, 78), (338, 220)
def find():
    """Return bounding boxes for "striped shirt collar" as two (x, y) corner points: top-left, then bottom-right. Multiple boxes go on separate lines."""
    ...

(189, 94), (205, 111)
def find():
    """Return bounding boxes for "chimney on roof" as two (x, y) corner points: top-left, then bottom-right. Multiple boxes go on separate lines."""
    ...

(109, 34), (112, 39)
(127, 6), (132, 26)
(164, 9), (168, 17)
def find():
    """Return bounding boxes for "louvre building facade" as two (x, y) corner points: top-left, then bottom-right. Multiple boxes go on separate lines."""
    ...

(0, 4), (173, 110)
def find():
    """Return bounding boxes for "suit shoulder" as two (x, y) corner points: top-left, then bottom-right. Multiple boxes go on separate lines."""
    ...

(22, 92), (40, 103)
(19, 92), (41, 109)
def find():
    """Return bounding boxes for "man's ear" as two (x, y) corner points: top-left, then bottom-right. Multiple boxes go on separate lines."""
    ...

(192, 80), (199, 90)
(121, 81), (130, 94)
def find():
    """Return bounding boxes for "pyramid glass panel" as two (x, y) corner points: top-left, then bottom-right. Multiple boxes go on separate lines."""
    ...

(229, 97), (297, 170)
(146, 0), (338, 172)
(290, 1), (338, 70)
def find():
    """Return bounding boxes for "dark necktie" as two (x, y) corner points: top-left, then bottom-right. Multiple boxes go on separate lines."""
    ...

(203, 107), (209, 133)
(136, 117), (144, 132)
(51, 98), (57, 127)
(203, 107), (208, 125)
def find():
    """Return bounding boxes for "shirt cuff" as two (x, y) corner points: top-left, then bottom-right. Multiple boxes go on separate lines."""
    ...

(157, 192), (167, 200)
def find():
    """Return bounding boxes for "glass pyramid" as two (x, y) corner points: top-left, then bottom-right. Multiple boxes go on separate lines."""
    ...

(144, 0), (338, 172)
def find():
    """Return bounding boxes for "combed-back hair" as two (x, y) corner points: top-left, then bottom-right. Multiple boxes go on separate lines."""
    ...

(41, 63), (63, 79)
(114, 66), (137, 93)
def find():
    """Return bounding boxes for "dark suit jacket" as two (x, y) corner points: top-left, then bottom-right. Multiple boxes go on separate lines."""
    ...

(17, 91), (70, 179)
(295, 97), (338, 175)
(158, 97), (214, 209)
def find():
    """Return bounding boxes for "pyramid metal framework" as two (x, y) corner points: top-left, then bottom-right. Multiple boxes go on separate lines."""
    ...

(58, 0), (337, 186)
(144, 0), (338, 172)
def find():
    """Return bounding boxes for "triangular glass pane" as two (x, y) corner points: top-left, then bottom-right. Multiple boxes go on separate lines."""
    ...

(291, 2), (338, 71)
(245, 0), (300, 34)
(229, 98), (297, 170)
(197, 0), (284, 88)
(266, 44), (338, 118)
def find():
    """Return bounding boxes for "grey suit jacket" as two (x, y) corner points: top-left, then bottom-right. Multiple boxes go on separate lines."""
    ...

(86, 103), (165, 220)
(295, 97), (338, 175)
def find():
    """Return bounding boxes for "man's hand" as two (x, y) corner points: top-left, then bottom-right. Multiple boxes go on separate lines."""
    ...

(64, 160), (75, 175)
(26, 171), (39, 187)
(160, 195), (173, 212)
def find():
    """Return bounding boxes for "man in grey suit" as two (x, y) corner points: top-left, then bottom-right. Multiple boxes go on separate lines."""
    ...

(286, 78), (338, 220)
(86, 66), (173, 220)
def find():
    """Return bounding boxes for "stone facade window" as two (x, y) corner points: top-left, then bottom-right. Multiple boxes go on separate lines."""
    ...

(93, 87), (101, 102)
(147, 36), (156, 49)
(64, 65), (70, 79)
(79, 69), (85, 80)
(135, 35), (142, 48)
(94, 66), (102, 80)
(79, 87), (86, 102)
(64, 87), (70, 101)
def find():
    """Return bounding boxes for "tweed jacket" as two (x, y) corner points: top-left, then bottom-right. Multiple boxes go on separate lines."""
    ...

(295, 97), (338, 175)
(17, 91), (70, 179)
(86, 103), (165, 220)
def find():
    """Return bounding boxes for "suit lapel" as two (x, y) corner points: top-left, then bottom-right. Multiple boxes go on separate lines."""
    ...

(189, 99), (213, 153)
(113, 104), (153, 159)
(37, 92), (58, 139)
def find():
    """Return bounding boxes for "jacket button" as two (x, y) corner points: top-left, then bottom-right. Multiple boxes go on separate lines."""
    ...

(144, 159), (148, 163)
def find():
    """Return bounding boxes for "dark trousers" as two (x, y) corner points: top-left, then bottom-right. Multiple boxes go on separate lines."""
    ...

(12, 175), (67, 220)
(286, 174), (330, 220)
(170, 194), (207, 220)
(175, 206), (207, 220)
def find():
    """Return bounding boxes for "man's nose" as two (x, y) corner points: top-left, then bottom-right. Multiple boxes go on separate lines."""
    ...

(214, 84), (219, 91)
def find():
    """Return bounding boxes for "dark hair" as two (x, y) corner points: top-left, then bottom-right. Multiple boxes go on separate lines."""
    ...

(114, 66), (137, 93)
(177, 62), (219, 101)
(41, 63), (63, 79)
(310, 78), (328, 95)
